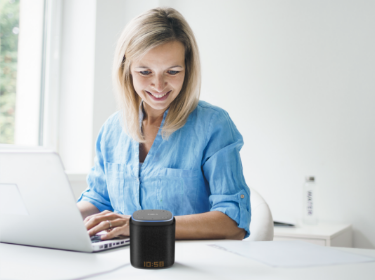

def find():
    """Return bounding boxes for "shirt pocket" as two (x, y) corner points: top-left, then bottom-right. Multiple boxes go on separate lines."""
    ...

(105, 162), (136, 214)
(154, 168), (203, 215)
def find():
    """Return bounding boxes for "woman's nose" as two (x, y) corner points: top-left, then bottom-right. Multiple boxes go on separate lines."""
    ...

(151, 74), (167, 92)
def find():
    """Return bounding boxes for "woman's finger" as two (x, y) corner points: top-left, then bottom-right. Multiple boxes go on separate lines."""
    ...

(85, 215), (104, 230)
(88, 218), (125, 236)
(84, 213), (98, 223)
(100, 225), (128, 240)
(85, 212), (117, 230)
(88, 220), (112, 236)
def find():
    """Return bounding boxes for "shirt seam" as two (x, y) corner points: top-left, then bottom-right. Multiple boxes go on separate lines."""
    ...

(222, 111), (236, 142)
(197, 102), (224, 113)
(204, 109), (219, 147)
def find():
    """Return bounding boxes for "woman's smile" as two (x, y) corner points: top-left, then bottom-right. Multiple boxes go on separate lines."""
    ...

(145, 90), (172, 101)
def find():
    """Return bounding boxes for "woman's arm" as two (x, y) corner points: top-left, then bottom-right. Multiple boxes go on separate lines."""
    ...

(175, 211), (246, 240)
(77, 201), (100, 220)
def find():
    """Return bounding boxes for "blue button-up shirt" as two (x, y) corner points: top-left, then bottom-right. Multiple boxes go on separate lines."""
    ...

(78, 100), (251, 238)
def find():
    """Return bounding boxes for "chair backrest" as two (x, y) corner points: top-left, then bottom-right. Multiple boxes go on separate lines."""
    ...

(243, 187), (274, 241)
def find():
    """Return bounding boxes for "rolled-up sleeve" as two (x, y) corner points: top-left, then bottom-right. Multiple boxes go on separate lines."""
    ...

(77, 124), (113, 212)
(202, 109), (251, 238)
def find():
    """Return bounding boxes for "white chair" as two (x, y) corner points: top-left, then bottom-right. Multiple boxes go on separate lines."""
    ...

(243, 187), (274, 241)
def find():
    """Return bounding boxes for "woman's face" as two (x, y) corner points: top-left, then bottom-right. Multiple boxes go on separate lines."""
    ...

(131, 40), (186, 114)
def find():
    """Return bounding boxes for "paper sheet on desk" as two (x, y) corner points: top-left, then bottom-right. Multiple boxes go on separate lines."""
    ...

(209, 240), (375, 268)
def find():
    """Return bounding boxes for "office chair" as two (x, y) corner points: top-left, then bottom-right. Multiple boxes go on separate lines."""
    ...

(243, 187), (274, 241)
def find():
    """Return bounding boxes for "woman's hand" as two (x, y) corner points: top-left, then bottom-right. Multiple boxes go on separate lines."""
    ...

(84, 210), (131, 240)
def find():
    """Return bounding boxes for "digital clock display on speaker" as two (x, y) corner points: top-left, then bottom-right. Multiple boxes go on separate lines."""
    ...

(144, 261), (164, 268)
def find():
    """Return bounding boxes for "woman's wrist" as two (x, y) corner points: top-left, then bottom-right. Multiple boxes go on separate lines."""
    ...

(77, 201), (100, 220)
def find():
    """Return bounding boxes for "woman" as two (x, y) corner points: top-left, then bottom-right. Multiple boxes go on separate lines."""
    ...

(77, 7), (251, 240)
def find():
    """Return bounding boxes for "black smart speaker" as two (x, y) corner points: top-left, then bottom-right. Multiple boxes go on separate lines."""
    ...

(130, 209), (175, 269)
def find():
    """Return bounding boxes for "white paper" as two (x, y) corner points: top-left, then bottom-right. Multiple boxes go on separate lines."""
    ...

(209, 240), (375, 268)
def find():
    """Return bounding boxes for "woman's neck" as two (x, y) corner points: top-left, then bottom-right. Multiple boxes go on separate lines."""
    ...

(142, 102), (165, 126)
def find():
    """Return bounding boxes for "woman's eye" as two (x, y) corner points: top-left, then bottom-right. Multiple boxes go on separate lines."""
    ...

(168, 70), (180, 75)
(139, 71), (151, 75)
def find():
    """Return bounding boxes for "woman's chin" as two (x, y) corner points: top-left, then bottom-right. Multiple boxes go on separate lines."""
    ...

(143, 91), (178, 112)
(143, 99), (171, 112)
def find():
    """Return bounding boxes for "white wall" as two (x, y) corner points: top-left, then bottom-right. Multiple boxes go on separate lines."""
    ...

(62, 0), (375, 248)
(59, 0), (96, 172)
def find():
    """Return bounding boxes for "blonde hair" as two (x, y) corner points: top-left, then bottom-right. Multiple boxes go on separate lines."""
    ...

(112, 7), (201, 142)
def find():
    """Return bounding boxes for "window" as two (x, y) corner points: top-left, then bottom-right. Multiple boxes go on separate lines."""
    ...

(0, 0), (60, 148)
(0, 0), (20, 144)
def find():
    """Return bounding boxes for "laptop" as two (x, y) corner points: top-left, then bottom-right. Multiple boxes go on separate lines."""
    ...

(0, 148), (130, 252)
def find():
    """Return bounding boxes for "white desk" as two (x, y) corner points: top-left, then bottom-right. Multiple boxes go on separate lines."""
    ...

(1, 240), (375, 280)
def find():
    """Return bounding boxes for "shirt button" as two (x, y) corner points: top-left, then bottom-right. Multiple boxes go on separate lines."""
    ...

(241, 194), (245, 199)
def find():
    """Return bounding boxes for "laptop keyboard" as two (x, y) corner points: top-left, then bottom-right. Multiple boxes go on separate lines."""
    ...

(90, 235), (103, 243)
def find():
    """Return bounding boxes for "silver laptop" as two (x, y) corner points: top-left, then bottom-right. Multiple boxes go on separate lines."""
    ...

(0, 148), (130, 252)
